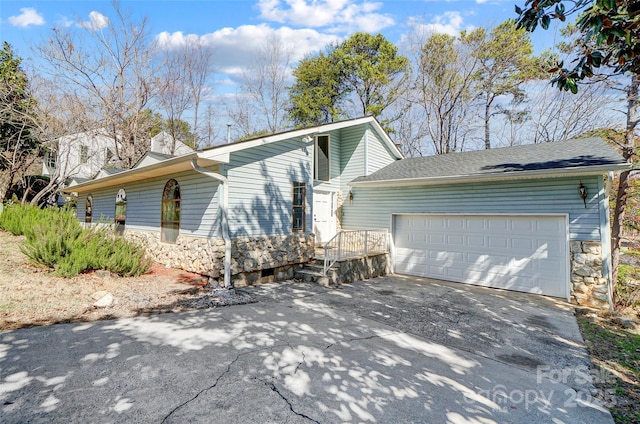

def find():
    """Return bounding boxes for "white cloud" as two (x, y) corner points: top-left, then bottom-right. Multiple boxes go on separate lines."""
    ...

(422, 11), (465, 36)
(256, 0), (394, 33)
(8, 7), (45, 27)
(406, 11), (472, 38)
(156, 24), (340, 76)
(79, 11), (109, 30)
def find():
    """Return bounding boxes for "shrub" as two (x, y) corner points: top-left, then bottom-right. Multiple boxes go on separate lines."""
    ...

(0, 202), (49, 235)
(20, 207), (83, 269)
(1, 203), (150, 277)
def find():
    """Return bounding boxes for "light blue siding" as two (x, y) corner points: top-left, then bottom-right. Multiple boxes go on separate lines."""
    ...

(343, 175), (603, 241)
(77, 169), (220, 237)
(338, 125), (366, 194)
(313, 129), (341, 192)
(365, 126), (398, 174)
(226, 137), (313, 237)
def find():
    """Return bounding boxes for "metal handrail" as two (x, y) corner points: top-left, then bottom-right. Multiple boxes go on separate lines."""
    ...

(323, 229), (389, 274)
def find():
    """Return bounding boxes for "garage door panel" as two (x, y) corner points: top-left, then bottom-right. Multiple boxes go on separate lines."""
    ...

(393, 214), (568, 298)
(488, 237), (509, 249)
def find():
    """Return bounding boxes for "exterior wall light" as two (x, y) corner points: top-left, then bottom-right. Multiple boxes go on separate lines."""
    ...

(578, 182), (587, 208)
(349, 190), (354, 204)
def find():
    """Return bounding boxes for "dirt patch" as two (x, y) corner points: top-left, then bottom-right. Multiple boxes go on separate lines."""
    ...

(0, 231), (220, 330)
(577, 310), (640, 423)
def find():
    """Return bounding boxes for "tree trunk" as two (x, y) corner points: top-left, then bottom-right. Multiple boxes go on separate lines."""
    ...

(611, 74), (639, 297)
(484, 96), (491, 150)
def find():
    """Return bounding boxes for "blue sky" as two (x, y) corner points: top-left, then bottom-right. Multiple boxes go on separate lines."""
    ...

(1, 0), (571, 140)
(2, 0), (565, 70)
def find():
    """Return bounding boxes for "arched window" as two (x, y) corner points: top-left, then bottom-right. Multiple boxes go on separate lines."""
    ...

(85, 194), (93, 223)
(115, 189), (126, 235)
(161, 179), (180, 243)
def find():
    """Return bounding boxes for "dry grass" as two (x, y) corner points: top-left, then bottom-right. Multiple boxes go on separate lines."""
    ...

(0, 231), (208, 330)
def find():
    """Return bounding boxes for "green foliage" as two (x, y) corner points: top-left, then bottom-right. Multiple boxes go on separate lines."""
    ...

(616, 264), (640, 309)
(516, 0), (640, 91)
(335, 32), (410, 118)
(288, 33), (409, 128)
(21, 208), (83, 271)
(1, 42), (41, 200)
(288, 51), (347, 127)
(0, 202), (49, 235)
(0, 204), (150, 277)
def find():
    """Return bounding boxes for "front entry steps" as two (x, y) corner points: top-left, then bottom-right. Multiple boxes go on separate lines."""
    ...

(294, 253), (390, 287)
(294, 258), (338, 287)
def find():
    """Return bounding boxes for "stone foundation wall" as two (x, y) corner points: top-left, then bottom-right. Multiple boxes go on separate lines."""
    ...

(334, 253), (390, 284)
(126, 230), (315, 285)
(570, 240), (611, 309)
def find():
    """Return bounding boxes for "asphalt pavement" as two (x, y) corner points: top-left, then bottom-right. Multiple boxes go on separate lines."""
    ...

(0, 276), (613, 423)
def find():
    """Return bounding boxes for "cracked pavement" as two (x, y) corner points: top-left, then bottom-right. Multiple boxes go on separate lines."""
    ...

(0, 276), (613, 423)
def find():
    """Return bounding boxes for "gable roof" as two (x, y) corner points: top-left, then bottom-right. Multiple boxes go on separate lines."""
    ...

(198, 116), (403, 161)
(350, 137), (629, 187)
(62, 116), (401, 193)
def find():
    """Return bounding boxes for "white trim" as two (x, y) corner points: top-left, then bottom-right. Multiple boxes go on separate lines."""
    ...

(199, 116), (403, 161)
(349, 164), (631, 187)
(314, 134), (331, 182)
(390, 212), (571, 300)
(364, 129), (369, 175)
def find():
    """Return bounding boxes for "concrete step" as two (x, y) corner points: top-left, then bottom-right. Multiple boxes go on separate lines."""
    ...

(294, 267), (338, 287)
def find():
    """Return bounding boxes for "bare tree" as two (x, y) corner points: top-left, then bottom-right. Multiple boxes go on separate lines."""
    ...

(156, 37), (214, 151)
(408, 32), (480, 155)
(36, 1), (159, 169)
(230, 34), (292, 136)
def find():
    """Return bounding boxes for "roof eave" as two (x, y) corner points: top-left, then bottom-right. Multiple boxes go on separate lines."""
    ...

(349, 163), (631, 188)
(199, 116), (404, 161)
(61, 152), (227, 193)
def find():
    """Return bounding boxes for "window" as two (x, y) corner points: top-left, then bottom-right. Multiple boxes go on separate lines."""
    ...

(314, 135), (330, 181)
(85, 194), (93, 223)
(105, 148), (114, 165)
(161, 179), (181, 243)
(115, 189), (126, 235)
(46, 152), (56, 169)
(80, 146), (89, 164)
(292, 182), (306, 232)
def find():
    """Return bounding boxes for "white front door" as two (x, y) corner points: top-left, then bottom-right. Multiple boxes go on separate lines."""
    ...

(313, 191), (337, 244)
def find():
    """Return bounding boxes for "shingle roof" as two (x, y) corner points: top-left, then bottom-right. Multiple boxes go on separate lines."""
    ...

(351, 137), (628, 186)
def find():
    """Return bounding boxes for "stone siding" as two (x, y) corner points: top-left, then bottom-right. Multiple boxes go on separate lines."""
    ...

(126, 230), (315, 285)
(570, 240), (611, 309)
(334, 253), (389, 284)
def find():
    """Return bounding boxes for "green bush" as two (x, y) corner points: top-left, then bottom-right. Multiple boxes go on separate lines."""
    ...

(20, 207), (83, 269)
(1, 203), (150, 277)
(0, 202), (49, 235)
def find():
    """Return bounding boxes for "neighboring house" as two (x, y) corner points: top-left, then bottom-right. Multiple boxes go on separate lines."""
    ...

(345, 138), (628, 309)
(150, 131), (195, 156)
(63, 116), (402, 286)
(62, 117), (629, 309)
(43, 129), (116, 182)
(43, 130), (194, 183)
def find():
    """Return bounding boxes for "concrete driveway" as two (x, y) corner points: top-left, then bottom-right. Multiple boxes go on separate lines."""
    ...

(0, 276), (612, 423)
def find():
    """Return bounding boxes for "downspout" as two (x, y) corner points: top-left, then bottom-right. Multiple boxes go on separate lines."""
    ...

(191, 159), (232, 289)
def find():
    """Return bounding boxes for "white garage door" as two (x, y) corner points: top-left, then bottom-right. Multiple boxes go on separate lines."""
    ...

(393, 214), (569, 298)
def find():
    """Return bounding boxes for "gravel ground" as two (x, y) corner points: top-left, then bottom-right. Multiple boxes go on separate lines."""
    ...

(0, 231), (253, 330)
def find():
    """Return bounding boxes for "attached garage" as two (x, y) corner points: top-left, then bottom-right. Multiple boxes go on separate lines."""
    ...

(392, 214), (569, 298)
(345, 137), (630, 308)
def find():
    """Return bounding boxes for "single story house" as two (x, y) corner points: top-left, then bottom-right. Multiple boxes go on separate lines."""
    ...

(63, 116), (402, 286)
(63, 117), (629, 309)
